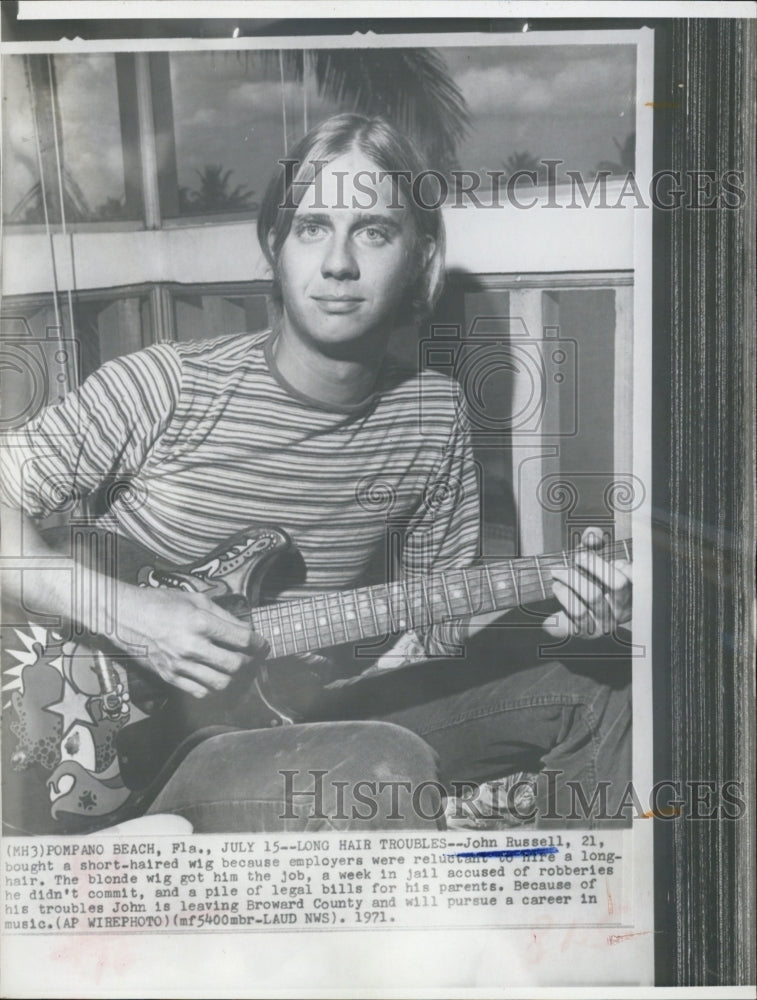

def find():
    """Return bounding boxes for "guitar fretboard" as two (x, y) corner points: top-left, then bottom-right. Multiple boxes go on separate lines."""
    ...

(248, 538), (632, 660)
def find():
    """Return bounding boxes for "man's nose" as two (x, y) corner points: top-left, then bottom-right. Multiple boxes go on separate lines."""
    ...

(321, 235), (359, 280)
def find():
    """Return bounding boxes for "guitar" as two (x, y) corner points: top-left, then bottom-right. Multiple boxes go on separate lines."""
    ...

(1, 524), (632, 833)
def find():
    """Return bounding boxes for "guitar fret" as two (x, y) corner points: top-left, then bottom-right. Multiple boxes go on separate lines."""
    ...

(309, 597), (324, 648)
(390, 582), (408, 632)
(448, 576), (466, 614)
(333, 592), (349, 642)
(534, 558), (547, 599)
(399, 580), (412, 631)
(365, 587), (381, 637)
(483, 563), (497, 609)
(254, 607), (274, 657)
(360, 592), (373, 631)
(440, 574), (454, 618)
(385, 583), (399, 632)
(318, 594), (336, 646)
(343, 590), (360, 634)
(460, 570), (475, 615)
(222, 536), (631, 663)
(260, 608), (273, 657)
(283, 601), (299, 652)
(419, 576), (433, 628)
(508, 562), (521, 605)
(269, 604), (286, 654)
(374, 587), (390, 631)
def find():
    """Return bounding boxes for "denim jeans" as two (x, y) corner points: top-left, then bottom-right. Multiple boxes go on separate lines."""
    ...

(369, 662), (630, 828)
(146, 720), (444, 832)
(147, 627), (631, 832)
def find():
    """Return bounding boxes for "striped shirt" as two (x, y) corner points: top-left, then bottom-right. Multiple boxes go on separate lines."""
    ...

(1, 331), (481, 657)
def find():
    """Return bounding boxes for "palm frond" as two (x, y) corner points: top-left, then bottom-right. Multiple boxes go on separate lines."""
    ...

(261, 48), (471, 171)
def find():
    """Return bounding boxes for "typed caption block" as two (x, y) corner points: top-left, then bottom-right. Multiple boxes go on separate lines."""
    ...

(3, 829), (630, 934)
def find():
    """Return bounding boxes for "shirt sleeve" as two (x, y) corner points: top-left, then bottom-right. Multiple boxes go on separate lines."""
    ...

(399, 380), (482, 660)
(0, 344), (182, 519)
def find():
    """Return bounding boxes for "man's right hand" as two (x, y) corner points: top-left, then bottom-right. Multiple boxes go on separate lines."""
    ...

(115, 585), (269, 699)
(0, 506), (269, 699)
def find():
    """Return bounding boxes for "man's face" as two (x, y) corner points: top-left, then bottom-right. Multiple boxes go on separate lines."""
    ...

(275, 150), (424, 354)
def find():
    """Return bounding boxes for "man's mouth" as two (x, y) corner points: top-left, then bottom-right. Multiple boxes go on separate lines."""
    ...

(312, 295), (365, 314)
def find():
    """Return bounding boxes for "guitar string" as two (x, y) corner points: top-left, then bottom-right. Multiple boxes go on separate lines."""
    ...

(246, 540), (632, 653)
(242, 539), (631, 655)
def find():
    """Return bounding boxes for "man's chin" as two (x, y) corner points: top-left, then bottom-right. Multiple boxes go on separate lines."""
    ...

(300, 320), (393, 359)
(312, 332), (382, 361)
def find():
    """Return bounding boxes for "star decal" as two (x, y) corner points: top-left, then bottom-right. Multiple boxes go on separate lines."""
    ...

(44, 680), (95, 734)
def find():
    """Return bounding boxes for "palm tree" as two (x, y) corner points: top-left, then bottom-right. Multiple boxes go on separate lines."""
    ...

(179, 165), (257, 214)
(502, 150), (542, 179)
(8, 48), (470, 222)
(8, 167), (92, 224)
(94, 196), (129, 221)
(595, 133), (636, 176)
(259, 49), (471, 173)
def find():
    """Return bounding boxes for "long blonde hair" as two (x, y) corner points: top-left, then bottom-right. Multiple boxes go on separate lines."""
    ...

(257, 113), (446, 324)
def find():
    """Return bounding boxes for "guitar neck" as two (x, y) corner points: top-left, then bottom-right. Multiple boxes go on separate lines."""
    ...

(250, 538), (633, 661)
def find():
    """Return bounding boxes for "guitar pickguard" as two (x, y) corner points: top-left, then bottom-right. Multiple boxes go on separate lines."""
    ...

(2, 525), (292, 833)
(136, 527), (290, 602)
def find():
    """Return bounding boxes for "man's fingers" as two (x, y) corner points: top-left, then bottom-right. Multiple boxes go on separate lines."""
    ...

(170, 672), (213, 699)
(542, 609), (570, 638)
(194, 602), (269, 656)
(175, 659), (237, 693)
(580, 526), (605, 549)
(185, 592), (270, 654)
(551, 567), (604, 613)
(201, 611), (255, 649)
(542, 606), (589, 639)
(248, 631), (271, 657)
(192, 641), (252, 676)
(551, 579), (589, 633)
(573, 551), (630, 592)
(552, 577), (613, 637)
(548, 535), (633, 639)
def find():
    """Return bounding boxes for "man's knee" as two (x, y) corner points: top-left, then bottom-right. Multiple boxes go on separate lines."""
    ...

(280, 722), (442, 829)
(330, 721), (439, 784)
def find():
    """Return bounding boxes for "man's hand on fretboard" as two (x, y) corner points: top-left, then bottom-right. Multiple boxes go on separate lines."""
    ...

(544, 527), (633, 639)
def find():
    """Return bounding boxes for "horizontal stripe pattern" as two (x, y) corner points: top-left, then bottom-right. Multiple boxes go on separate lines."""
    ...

(1, 331), (481, 656)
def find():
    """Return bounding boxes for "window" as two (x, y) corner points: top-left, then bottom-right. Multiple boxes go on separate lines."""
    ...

(0, 289), (154, 412)
(1, 56), (41, 225)
(385, 274), (633, 556)
(170, 285), (271, 340)
(3, 43), (637, 229)
(166, 52), (293, 220)
(2, 54), (143, 226)
(439, 44), (636, 191)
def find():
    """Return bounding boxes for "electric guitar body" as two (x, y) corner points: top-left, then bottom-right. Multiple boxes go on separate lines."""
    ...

(1, 522), (632, 834)
(1, 525), (326, 835)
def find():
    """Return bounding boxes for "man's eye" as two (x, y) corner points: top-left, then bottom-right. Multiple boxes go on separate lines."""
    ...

(359, 227), (389, 244)
(297, 223), (324, 240)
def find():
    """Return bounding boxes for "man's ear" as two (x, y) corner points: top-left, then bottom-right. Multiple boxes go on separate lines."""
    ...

(408, 234), (436, 282)
(266, 229), (276, 258)
(417, 234), (436, 270)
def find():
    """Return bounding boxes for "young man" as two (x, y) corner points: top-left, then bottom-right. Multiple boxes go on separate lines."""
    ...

(1, 114), (631, 834)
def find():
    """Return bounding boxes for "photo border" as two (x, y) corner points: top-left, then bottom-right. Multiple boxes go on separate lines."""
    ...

(0, 5), (754, 993)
